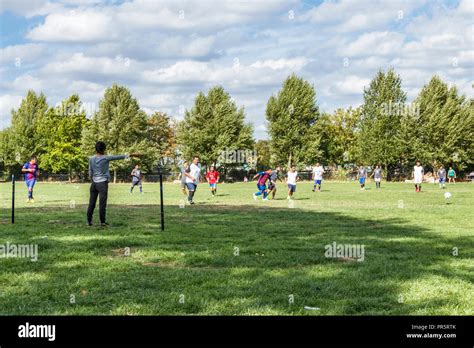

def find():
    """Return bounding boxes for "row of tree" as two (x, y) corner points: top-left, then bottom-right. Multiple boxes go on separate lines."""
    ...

(0, 86), (177, 182)
(0, 69), (472, 181)
(262, 71), (473, 178)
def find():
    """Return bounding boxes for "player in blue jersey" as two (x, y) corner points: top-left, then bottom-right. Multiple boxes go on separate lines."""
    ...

(22, 156), (40, 202)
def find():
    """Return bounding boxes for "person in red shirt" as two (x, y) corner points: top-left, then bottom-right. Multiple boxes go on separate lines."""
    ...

(205, 166), (220, 197)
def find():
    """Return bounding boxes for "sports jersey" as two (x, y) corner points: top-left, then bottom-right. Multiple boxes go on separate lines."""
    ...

(413, 165), (424, 177)
(89, 154), (128, 183)
(206, 171), (219, 184)
(312, 166), (324, 180)
(185, 163), (201, 184)
(257, 172), (270, 186)
(269, 170), (279, 182)
(131, 169), (141, 182)
(23, 162), (39, 181)
(287, 171), (298, 185)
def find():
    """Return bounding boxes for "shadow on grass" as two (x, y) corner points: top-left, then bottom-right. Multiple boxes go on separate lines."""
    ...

(0, 204), (472, 315)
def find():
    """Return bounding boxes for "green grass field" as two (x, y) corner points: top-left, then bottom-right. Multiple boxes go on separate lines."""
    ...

(0, 180), (472, 315)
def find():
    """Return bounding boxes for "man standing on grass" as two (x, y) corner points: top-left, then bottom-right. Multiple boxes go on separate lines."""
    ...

(184, 156), (201, 204)
(370, 164), (383, 189)
(286, 166), (300, 200)
(412, 160), (424, 192)
(357, 165), (367, 190)
(267, 166), (282, 199)
(22, 155), (39, 203)
(87, 141), (139, 227)
(312, 162), (324, 192)
(437, 165), (447, 189)
(130, 164), (143, 194)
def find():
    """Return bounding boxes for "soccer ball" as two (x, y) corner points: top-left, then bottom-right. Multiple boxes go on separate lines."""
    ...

(444, 192), (452, 199)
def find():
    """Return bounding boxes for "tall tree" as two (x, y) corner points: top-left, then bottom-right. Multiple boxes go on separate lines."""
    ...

(147, 111), (177, 168)
(406, 75), (474, 170)
(254, 139), (271, 170)
(318, 107), (361, 165)
(81, 84), (149, 182)
(0, 128), (18, 176)
(37, 95), (88, 181)
(176, 86), (254, 167)
(9, 90), (48, 162)
(356, 69), (406, 175)
(266, 74), (321, 167)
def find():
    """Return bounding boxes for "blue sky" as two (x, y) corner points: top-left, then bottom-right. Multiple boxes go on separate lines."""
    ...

(0, 0), (472, 138)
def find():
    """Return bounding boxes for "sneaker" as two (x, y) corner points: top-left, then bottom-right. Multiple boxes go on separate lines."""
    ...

(287, 196), (291, 200)
(87, 222), (93, 227)
(312, 189), (315, 192)
(253, 193), (257, 201)
(262, 197), (268, 201)
(100, 222), (109, 227)
(30, 198), (35, 203)
(26, 198), (31, 203)
(190, 201), (195, 205)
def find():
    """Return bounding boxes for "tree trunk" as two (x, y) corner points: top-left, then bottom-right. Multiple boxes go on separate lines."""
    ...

(287, 153), (292, 169)
(114, 169), (117, 184)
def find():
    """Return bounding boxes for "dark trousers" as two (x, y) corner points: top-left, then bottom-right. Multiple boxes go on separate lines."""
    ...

(87, 181), (109, 223)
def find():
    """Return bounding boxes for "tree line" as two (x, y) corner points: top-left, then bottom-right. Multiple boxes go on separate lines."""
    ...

(0, 69), (472, 181)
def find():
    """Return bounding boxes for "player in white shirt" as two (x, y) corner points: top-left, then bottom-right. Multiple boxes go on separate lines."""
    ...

(286, 166), (300, 200)
(312, 162), (325, 192)
(184, 156), (201, 204)
(412, 160), (424, 192)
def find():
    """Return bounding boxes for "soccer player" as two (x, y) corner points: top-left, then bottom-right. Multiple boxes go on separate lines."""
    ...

(286, 166), (300, 200)
(448, 166), (456, 184)
(437, 165), (447, 189)
(179, 161), (189, 196)
(184, 156), (201, 204)
(205, 166), (220, 196)
(357, 165), (367, 190)
(268, 166), (282, 199)
(412, 160), (424, 192)
(252, 169), (271, 201)
(312, 162), (324, 192)
(87, 141), (137, 227)
(130, 164), (143, 194)
(370, 164), (383, 189)
(22, 156), (39, 202)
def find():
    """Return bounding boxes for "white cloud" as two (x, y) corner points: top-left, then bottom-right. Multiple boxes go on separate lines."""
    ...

(0, 0), (62, 18)
(40, 53), (138, 77)
(0, 94), (23, 128)
(250, 58), (312, 70)
(24, 0), (294, 43)
(0, 44), (46, 65)
(343, 32), (405, 57)
(27, 10), (116, 42)
(301, 0), (424, 33)
(332, 75), (371, 95)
